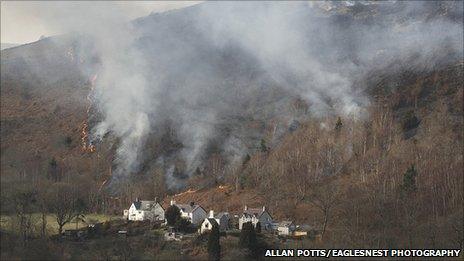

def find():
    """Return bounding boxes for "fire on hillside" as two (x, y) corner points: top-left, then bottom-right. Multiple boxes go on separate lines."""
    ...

(81, 73), (97, 153)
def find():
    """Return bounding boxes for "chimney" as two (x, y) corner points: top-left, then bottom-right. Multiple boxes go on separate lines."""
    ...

(209, 210), (214, 218)
(154, 197), (158, 203)
(170, 199), (176, 206)
(262, 206), (266, 211)
(244, 205), (248, 211)
(135, 197), (139, 202)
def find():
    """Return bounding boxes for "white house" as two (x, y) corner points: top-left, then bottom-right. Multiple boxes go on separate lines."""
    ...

(170, 200), (207, 225)
(277, 221), (296, 236)
(200, 218), (219, 234)
(200, 210), (230, 233)
(124, 198), (165, 221)
(238, 206), (273, 230)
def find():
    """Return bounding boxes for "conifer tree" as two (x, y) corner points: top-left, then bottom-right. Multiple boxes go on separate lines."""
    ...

(401, 164), (418, 193)
(165, 205), (181, 226)
(243, 154), (251, 165)
(255, 222), (261, 233)
(260, 139), (268, 153)
(335, 117), (343, 131)
(207, 223), (221, 260)
(239, 222), (258, 256)
(239, 222), (252, 248)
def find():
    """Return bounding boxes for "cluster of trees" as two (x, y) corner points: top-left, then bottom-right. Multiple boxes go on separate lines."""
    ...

(205, 221), (265, 260)
(3, 92), (460, 251)
(164, 205), (192, 233)
(235, 99), (463, 248)
(239, 222), (259, 257)
(1, 179), (89, 241)
(207, 224), (221, 260)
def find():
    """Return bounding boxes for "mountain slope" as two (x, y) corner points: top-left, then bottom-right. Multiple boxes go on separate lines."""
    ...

(1, 43), (20, 50)
(0, 1), (462, 205)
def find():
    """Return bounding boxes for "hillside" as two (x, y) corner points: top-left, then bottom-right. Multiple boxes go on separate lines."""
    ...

(1, 37), (112, 190)
(0, 43), (20, 50)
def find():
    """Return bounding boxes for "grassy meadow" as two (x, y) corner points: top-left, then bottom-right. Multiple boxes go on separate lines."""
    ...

(0, 213), (121, 235)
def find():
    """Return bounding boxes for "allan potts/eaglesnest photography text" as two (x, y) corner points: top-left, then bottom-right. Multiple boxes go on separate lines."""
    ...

(264, 249), (462, 258)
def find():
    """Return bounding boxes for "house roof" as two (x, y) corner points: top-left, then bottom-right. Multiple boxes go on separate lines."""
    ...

(215, 212), (229, 219)
(242, 208), (270, 219)
(206, 218), (218, 226)
(133, 201), (163, 211)
(278, 221), (294, 227)
(175, 203), (204, 214)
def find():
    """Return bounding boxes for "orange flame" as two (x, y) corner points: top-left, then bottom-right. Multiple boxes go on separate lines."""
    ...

(81, 121), (96, 152)
(99, 179), (108, 192)
(81, 73), (97, 153)
(90, 74), (98, 86)
(99, 165), (112, 192)
(173, 188), (197, 197)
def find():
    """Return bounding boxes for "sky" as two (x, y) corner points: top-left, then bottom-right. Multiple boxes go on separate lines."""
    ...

(0, 1), (201, 44)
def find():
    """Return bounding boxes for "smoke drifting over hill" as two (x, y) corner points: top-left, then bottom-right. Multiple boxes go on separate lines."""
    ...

(9, 1), (463, 187)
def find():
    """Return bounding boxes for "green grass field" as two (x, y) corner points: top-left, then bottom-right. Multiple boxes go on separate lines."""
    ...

(0, 213), (121, 235)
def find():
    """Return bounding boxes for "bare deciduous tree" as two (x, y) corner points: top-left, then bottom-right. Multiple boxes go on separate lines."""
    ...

(308, 183), (341, 240)
(46, 183), (87, 235)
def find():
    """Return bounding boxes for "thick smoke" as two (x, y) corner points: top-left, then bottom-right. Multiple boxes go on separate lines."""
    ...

(146, 1), (461, 187)
(9, 1), (463, 187)
(90, 30), (154, 177)
(197, 2), (364, 116)
(194, 2), (462, 116)
(13, 2), (164, 179)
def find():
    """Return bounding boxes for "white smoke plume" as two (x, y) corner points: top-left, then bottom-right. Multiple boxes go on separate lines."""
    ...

(4, 1), (462, 186)
(8, 2), (164, 179)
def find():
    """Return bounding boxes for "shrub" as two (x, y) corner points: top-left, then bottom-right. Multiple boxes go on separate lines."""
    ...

(175, 218), (191, 233)
(64, 136), (72, 147)
(207, 224), (221, 261)
(165, 205), (181, 226)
